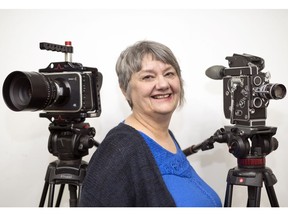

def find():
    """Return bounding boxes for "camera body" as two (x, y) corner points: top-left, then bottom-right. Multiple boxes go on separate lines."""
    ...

(40, 71), (96, 113)
(38, 61), (102, 116)
(222, 54), (286, 126)
(3, 42), (102, 118)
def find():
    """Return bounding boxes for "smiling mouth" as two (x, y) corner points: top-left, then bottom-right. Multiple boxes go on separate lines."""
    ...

(152, 94), (172, 99)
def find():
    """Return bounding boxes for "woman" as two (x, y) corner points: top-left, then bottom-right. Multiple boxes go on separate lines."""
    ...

(80, 40), (222, 207)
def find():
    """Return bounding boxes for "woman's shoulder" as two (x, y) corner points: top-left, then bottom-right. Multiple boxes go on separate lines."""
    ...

(106, 122), (141, 142)
(97, 123), (146, 154)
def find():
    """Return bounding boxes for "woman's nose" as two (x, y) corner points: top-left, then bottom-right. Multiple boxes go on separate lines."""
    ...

(155, 75), (169, 90)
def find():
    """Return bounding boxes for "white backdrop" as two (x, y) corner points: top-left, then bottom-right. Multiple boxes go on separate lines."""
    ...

(0, 9), (288, 207)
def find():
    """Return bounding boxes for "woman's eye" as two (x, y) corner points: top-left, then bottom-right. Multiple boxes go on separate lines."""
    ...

(142, 75), (154, 80)
(165, 72), (176, 77)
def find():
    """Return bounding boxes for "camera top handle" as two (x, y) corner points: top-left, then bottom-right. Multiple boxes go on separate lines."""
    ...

(40, 41), (73, 63)
(40, 42), (73, 53)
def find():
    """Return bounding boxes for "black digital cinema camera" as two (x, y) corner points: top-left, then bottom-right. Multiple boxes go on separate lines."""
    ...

(2, 41), (102, 119)
(206, 53), (286, 126)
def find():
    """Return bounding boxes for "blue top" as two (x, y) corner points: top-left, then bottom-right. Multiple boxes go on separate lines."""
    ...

(139, 131), (222, 207)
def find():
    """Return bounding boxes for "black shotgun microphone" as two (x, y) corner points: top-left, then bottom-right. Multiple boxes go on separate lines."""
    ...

(205, 65), (226, 80)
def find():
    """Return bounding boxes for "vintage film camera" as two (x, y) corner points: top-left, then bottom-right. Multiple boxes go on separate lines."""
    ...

(206, 53), (286, 127)
(185, 53), (286, 207)
(2, 41), (102, 119)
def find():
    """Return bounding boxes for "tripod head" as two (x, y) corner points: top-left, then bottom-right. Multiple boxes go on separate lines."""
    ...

(183, 125), (278, 167)
(40, 112), (99, 166)
(223, 125), (278, 163)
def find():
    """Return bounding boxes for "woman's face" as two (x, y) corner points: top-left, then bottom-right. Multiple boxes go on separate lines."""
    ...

(125, 54), (181, 118)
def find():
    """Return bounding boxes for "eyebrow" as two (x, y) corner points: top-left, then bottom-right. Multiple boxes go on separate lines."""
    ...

(140, 65), (175, 73)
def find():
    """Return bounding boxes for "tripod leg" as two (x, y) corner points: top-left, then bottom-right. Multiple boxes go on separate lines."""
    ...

(224, 183), (233, 207)
(247, 186), (261, 207)
(265, 185), (279, 207)
(69, 184), (78, 207)
(263, 169), (279, 207)
(55, 184), (65, 207)
(48, 182), (56, 207)
(39, 181), (49, 207)
(77, 184), (83, 206)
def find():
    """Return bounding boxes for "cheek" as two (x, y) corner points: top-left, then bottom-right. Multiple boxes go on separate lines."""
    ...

(172, 79), (181, 93)
(126, 84), (140, 102)
(131, 82), (152, 96)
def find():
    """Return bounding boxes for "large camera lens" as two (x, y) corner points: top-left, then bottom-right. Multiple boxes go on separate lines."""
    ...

(2, 71), (61, 111)
(256, 83), (286, 100)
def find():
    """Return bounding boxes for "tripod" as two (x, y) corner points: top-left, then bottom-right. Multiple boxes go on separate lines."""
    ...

(183, 125), (280, 207)
(38, 114), (98, 207)
(223, 125), (279, 207)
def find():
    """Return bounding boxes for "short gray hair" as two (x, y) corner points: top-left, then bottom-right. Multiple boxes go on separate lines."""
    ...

(115, 40), (184, 107)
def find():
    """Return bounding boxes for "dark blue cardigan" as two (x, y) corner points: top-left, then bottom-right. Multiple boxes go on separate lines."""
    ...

(79, 123), (176, 207)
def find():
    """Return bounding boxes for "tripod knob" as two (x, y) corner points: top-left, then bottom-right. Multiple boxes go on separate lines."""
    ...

(228, 136), (250, 158)
(261, 136), (278, 155)
(79, 135), (98, 150)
